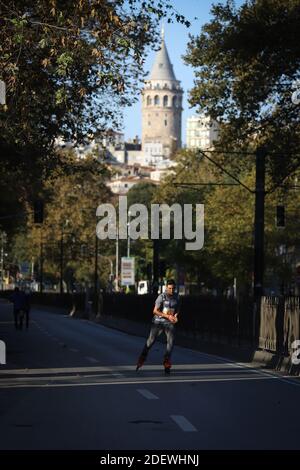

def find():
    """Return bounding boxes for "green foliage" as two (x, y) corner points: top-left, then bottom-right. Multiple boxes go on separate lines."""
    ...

(127, 181), (156, 209)
(10, 149), (113, 288)
(0, 0), (189, 152)
(0, 0), (189, 232)
(151, 149), (300, 292)
(184, 0), (300, 174)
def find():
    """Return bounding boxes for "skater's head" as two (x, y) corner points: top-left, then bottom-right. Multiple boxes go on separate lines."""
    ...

(166, 279), (176, 296)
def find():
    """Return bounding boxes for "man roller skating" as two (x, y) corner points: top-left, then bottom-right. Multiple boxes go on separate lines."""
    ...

(136, 279), (180, 375)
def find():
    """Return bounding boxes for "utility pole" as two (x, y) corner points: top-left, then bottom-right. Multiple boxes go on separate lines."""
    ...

(254, 147), (266, 297)
(152, 239), (159, 294)
(40, 230), (44, 293)
(252, 146), (266, 345)
(115, 226), (119, 292)
(59, 219), (69, 294)
(127, 211), (131, 257)
(0, 243), (3, 291)
(60, 229), (64, 294)
(0, 232), (6, 290)
(94, 234), (99, 314)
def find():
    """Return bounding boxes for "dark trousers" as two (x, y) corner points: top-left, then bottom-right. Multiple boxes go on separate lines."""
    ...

(141, 322), (175, 360)
(13, 309), (29, 329)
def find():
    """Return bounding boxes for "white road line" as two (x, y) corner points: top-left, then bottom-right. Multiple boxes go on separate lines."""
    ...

(111, 372), (124, 378)
(197, 350), (300, 389)
(0, 374), (277, 389)
(171, 415), (197, 432)
(69, 348), (79, 353)
(86, 357), (98, 363)
(137, 389), (159, 400)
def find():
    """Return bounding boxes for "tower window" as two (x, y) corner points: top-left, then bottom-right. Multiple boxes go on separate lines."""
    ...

(172, 96), (177, 107)
(163, 95), (168, 107)
(164, 120), (167, 126)
(148, 121), (151, 126)
(154, 95), (160, 105)
(147, 96), (152, 106)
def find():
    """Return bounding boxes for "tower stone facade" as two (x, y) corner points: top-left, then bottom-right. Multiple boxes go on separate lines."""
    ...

(142, 34), (183, 158)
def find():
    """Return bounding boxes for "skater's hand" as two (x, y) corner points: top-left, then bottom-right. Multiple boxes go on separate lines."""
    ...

(167, 313), (178, 323)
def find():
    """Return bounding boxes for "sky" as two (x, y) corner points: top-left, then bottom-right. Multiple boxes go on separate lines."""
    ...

(123, 0), (244, 144)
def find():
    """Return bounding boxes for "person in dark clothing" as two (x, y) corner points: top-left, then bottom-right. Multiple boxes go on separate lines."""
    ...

(9, 287), (29, 330)
(136, 279), (180, 374)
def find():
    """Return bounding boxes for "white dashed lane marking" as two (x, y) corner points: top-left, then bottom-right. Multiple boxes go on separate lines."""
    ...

(86, 357), (98, 363)
(137, 389), (159, 400)
(111, 372), (124, 378)
(171, 415), (197, 432)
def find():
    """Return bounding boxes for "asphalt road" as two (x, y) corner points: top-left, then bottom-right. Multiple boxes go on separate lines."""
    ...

(1, 299), (300, 450)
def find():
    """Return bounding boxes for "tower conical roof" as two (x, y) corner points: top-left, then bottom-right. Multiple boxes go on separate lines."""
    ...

(149, 39), (177, 81)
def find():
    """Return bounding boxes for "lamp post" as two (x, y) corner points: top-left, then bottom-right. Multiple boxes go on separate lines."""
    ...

(0, 232), (7, 291)
(60, 219), (69, 294)
(40, 231), (44, 293)
(94, 233), (99, 314)
(127, 210), (131, 257)
(253, 147), (266, 298)
(115, 225), (119, 292)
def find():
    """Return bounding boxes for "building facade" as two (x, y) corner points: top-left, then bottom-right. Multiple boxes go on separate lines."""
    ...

(186, 115), (219, 150)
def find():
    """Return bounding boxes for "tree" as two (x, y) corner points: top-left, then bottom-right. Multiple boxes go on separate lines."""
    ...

(125, 182), (157, 279)
(151, 150), (216, 289)
(0, 0), (190, 233)
(151, 148), (300, 294)
(184, 0), (300, 181)
(0, 0), (189, 154)
(10, 149), (113, 289)
(127, 181), (156, 209)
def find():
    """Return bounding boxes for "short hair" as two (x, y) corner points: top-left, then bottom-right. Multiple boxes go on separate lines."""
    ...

(166, 279), (176, 286)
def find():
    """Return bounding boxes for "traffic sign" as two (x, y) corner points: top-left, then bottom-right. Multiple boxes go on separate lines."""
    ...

(121, 257), (135, 286)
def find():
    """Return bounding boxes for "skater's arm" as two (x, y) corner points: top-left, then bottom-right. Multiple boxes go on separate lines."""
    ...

(169, 297), (181, 324)
(164, 297), (181, 324)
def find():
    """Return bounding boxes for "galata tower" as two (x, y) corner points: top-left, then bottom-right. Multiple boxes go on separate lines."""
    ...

(141, 29), (183, 158)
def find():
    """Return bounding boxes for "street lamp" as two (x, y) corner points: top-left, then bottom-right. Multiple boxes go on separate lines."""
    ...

(115, 225), (119, 292)
(0, 232), (7, 290)
(94, 232), (99, 313)
(127, 210), (131, 257)
(60, 219), (69, 294)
